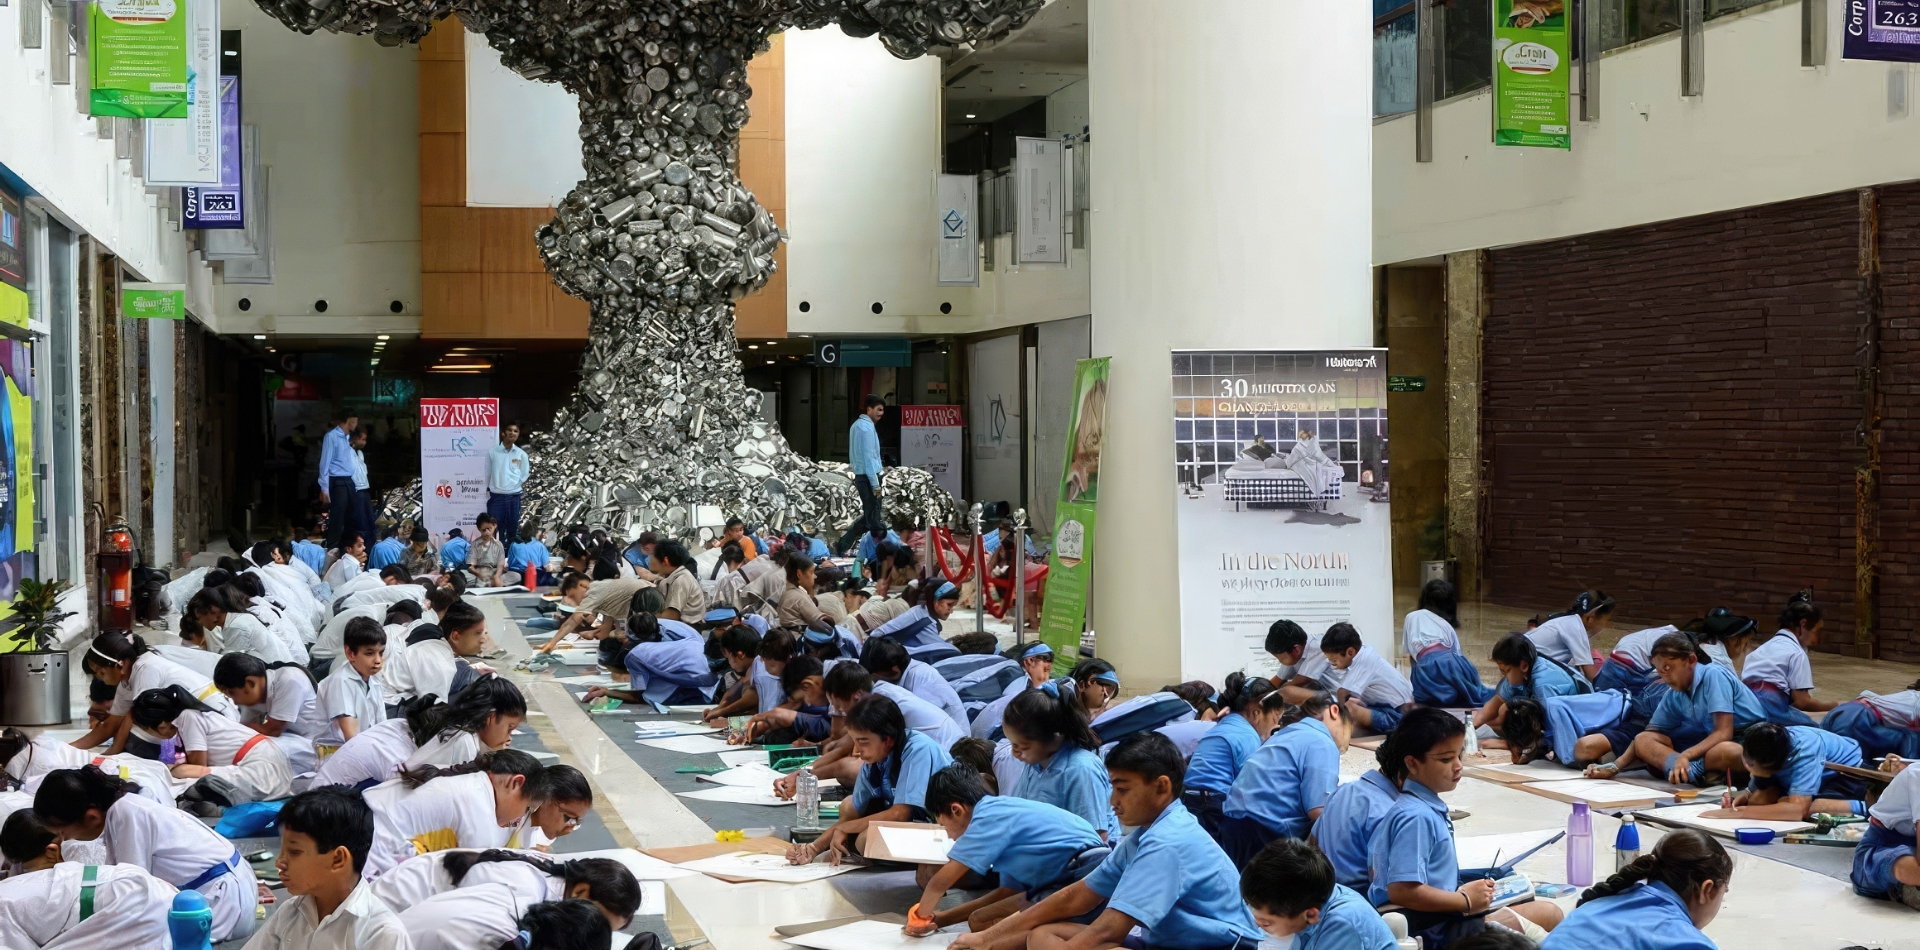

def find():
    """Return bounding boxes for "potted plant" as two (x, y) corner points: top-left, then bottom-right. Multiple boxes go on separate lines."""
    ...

(0, 578), (75, 726)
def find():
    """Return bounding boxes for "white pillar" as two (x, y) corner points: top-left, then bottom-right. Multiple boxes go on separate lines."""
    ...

(1088, 0), (1374, 688)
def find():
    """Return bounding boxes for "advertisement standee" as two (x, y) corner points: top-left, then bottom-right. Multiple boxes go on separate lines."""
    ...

(420, 399), (499, 539)
(899, 405), (964, 499)
(1493, 0), (1572, 149)
(1038, 358), (1109, 675)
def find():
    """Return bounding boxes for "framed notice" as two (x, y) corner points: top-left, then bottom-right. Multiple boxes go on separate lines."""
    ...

(1845, 0), (1920, 61)
(936, 174), (978, 286)
(899, 405), (963, 498)
(1014, 137), (1065, 264)
(420, 398), (499, 538)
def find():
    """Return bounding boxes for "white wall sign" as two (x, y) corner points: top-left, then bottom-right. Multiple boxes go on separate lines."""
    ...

(900, 404), (964, 498)
(1015, 136), (1065, 264)
(420, 398), (499, 539)
(143, 0), (221, 185)
(936, 173), (978, 285)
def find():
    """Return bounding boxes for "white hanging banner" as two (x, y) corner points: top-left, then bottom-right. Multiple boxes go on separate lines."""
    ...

(900, 404), (964, 498)
(420, 398), (499, 539)
(936, 173), (978, 286)
(143, 0), (222, 186)
(1015, 136), (1065, 264)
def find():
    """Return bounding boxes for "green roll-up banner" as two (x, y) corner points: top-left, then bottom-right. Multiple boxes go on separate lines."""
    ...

(1493, 0), (1571, 149)
(1038, 357), (1110, 676)
(90, 0), (191, 119)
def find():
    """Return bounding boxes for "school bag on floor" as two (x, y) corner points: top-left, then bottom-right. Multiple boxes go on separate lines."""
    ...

(1090, 692), (1196, 746)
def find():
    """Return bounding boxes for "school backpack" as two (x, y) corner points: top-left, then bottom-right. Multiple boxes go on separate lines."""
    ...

(934, 655), (1025, 703)
(1089, 692), (1197, 746)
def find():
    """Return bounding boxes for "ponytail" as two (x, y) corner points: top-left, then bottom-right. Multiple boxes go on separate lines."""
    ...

(186, 584), (253, 619)
(1003, 685), (1101, 753)
(497, 899), (609, 950)
(31, 766), (140, 825)
(1218, 672), (1276, 717)
(398, 748), (549, 798)
(213, 652), (315, 690)
(1577, 828), (1730, 907)
(129, 685), (218, 730)
(1162, 681), (1219, 718)
(403, 674), (527, 746)
(83, 631), (150, 676)
(1777, 589), (1822, 633)
(1557, 590), (1616, 621)
(1490, 632), (1537, 670)
(444, 851), (642, 921)
(1273, 690), (1338, 730)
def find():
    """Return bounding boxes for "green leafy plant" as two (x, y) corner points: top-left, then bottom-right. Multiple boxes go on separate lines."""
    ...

(3, 578), (75, 653)
(1419, 508), (1449, 564)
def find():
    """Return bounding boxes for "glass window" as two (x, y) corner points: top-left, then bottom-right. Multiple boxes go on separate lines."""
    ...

(1375, 8), (1417, 118)
(1442, 0), (1493, 100)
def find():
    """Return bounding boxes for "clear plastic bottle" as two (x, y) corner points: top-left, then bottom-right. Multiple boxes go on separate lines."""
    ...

(1566, 802), (1594, 886)
(795, 768), (820, 832)
(1614, 813), (1641, 871)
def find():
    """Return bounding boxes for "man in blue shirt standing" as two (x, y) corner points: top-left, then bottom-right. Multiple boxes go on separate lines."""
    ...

(487, 421), (530, 539)
(835, 395), (887, 557)
(317, 412), (359, 549)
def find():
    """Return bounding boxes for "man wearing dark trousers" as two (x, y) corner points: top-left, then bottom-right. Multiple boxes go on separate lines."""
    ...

(318, 412), (359, 549)
(486, 421), (530, 539)
(835, 395), (887, 556)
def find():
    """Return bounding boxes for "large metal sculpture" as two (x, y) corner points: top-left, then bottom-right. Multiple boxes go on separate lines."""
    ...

(269, 0), (1044, 539)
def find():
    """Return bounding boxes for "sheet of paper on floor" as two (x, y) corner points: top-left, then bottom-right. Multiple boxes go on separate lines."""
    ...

(639, 880), (666, 916)
(552, 673), (620, 687)
(697, 763), (786, 788)
(1645, 803), (1817, 837)
(877, 825), (952, 863)
(673, 851), (855, 884)
(666, 705), (710, 714)
(1455, 829), (1565, 872)
(719, 749), (770, 768)
(632, 721), (721, 737)
(677, 785), (795, 806)
(1470, 759), (1583, 783)
(782, 920), (959, 950)
(1524, 779), (1664, 805)
(637, 734), (738, 755)
(538, 848), (699, 881)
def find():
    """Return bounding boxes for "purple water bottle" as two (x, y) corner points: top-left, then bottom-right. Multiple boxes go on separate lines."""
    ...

(1566, 802), (1594, 886)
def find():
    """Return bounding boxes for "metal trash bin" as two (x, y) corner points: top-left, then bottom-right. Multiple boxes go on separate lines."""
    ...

(1420, 559), (1457, 586)
(0, 651), (71, 726)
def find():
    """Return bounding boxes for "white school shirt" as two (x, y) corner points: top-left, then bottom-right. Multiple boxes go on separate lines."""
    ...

(1608, 625), (1676, 668)
(110, 652), (239, 720)
(333, 570), (388, 604)
(1868, 761), (1920, 836)
(1861, 690), (1920, 729)
(387, 638), (459, 703)
(239, 666), (328, 740)
(1337, 645), (1414, 707)
(242, 878), (414, 950)
(313, 605), (388, 662)
(152, 643), (223, 678)
(1527, 614), (1594, 669)
(176, 708), (270, 767)
(0, 862), (177, 950)
(1699, 641), (1732, 667)
(248, 603), (311, 664)
(313, 718), (417, 788)
(901, 659), (970, 728)
(396, 883), (527, 950)
(102, 793), (238, 887)
(318, 662), (388, 746)
(367, 773), (512, 876)
(326, 555), (365, 589)
(1741, 632), (1815, 693)
(3, 735), (176, 806)
(872, 681), (967, 748)
(405, 730), (481, 772)
(219, 612), (296, 665)
(340, 584), (430, 615)
(1402, 609), (1459, 656)
(1275, 632), (1346, 689)
(370, 850), (559, 910)
(1157, 717), (1219, 758)
(255, 564), (328, 631)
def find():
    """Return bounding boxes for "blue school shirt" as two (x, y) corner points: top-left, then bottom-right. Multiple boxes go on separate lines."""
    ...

(1296, 884), (1399, 950)
(1759, 725), (1863, 798)
(1498, 658), (1580, 703)
(1647, 661), (1767, 742)
(850, 729), (953, 815)
(1081, 801), (1262, 950)
(1221, 717), (1340, 838)
(901, 659), (969, 728)
(507, 539), (550, 574)
(365, 537), (403, 571)
(624, 636), (717, 706)
(1539, 881), (1717, 950)
(749, 657), (786, 714)
(945, 796), (1104, 891)
(1543, 691), (1632, 764)
(1366, 778), (1457, 906)
(1313, 770), (1400, 890)
(1012, 745), (1121, 838)
(439, 536), (471, 570)
(1183, 713), (1261, 795)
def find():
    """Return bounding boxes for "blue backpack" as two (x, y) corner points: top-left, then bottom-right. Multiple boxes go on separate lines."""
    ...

(1089, 692), (1196, 746)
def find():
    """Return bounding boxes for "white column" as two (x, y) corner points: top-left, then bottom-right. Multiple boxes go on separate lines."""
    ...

(148, 318), (176, 566)
(1088, 0), (1374, 688)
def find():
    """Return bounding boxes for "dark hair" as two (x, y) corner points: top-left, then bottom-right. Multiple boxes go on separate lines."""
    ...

(89, 678), (117, 704)
(0, 808), (55, 863)
(719, 542), (746, 566)
(1490, 632), (1538, 669)
(625, 611), (661, 645)
(406, 623), (448, 646)
(476, 513), (497, 528)
(1778, 599), (1822, 633)
(32, 766), (141, 825)
(411, 527), (430, 544)
(950, 632), (999, 656)
(859, 636), (908, 677)
(543, 764), (592, 806)
(440, 600), (485, 634)
(724, 517), (744, 530)
(444, 852), (640, 921)
(1240, 837), (1335, 917)
(187, 584), (252, 619)
(862, 394), (886, 410)
(442, 571), (470, 596)
(781, 655), (824, 696)
(386, 601), (426, 627)
(344, 617), (389, 653)
(512, 899), (611, 950)
(1003, 686), (1101, 753)
(1375, 705), (1466, 784)
(1273, 689), (1338, 729)
(1417, 579), (1460, 628)
(652, 541), (692, 569)
(925, 762), (989, 817)
(129, 685), (219, 729)
(559, 572), (592, 594)
(426, 587), (460, 614)
(947, 736), (996, 786)
(824, 661), (875, 700)
(1438, 930), (1539, 950)
(1563, 590), (1617, 619)
(629, 587), (666, 617)
(759, 628), (797, 663)
(718, 623), (763, 657)
(230, 573), (268, 599)
(1105, 731), (1185, 797)
(213, 652), (315, 690)
(82, 631), (151, 675)
(1320, 622), (1362, 655)
(279, 785), (377, 873)
(1162, 681), (1218, 717)
(338, 531), (366, 553)
(783, 554), (817, 588)
(846, 694), (910, 786)
(1651, 631), (1711, 664)
(379, 563), (412, 583)
(1741, 722), (1793, 773)
(1498, 698), (1549, 763)
(1264, 619), (1307, 657)
(404, 674), (528, 745)
(399, 747), (549, 795)
(1578, 828), (1731, 907)
(1219, 672), (1276, 716)
(1698, 607), (1755, 645)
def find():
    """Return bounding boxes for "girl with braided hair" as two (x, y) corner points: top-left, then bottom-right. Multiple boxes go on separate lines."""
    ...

(1540, 829), (1730, 949)
(130, 685), (296, 805)
(371, 846), (640, 925)
(362, 748), (550, 878)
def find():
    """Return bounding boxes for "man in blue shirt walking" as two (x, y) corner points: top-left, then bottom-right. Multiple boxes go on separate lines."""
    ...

(487, 421), (530, 538)
(317, 412), (359, 549)
(835, 395), (888, 557)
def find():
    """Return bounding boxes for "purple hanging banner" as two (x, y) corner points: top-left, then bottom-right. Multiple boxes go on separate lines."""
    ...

(1845, 0), (1920, 62)
(185, 75), (244, 229)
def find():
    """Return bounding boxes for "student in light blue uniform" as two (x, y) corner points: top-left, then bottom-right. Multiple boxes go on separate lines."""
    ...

(1367, 707), (1564, 948)
(1404, 580), (1493, 707)
(863, 636), (969, 728)
(1240, 837), (1395, 950)
(908, 764), (1109, 935)
(1700, 722), (1866, 821)
(1631, 632), (1768, 786)
(953, 733), (1262, 950)
(751, 628), (795, 713)
(1740, 595), (1834, 728)
(1473, 632), (1587, 740)
(1527, 590), (1615, 681)
(1320, 623), (1415, 732)
(1500, 690), (1643, 770)
(593, 613), (716, 708)
(1822, 681), (1920, 761)
(1850, 759), (1920, 906)
(1592, 624), (1676, 717)
(869, 583), (963, 664)
(367, 527), (406, 571)
(1218, 691), (1348, 868)
(1542, 829), (1730, 950)
(1310, 766), (1399, 892)
(1004, 685), (1121, 839)
(786, 692), (953, 867)
(1183, 673), (1283, 840)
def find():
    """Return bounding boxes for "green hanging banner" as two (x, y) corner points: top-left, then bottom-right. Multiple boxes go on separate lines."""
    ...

(1493, 0), (1571, 149)
(1037, 357), (1110, 676)
(89, 0), (191, 119)
(122, 282), (186, 319)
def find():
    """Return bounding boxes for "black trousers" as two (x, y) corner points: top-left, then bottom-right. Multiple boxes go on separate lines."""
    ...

(325, 476), (357, 549)
(835, 474), (884, 554)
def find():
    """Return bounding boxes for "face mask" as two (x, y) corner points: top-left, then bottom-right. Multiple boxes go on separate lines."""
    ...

(1259, 935), (1296, 950)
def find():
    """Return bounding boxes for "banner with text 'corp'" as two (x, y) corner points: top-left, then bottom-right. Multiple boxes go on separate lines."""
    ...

(420, 398), (498, 539)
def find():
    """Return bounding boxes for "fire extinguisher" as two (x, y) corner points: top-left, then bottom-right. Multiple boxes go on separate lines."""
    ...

(97, 521), (136, 634)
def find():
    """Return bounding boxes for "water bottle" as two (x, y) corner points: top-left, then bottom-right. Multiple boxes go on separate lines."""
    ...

(1462, 717), (1480, 757)
(1566, 802), (1594, 887)
(169, 890), (214, 950)
(1381, 912), (1421, 950)
(795, 768), (820, 832)
(1614, 814), (1641, 871)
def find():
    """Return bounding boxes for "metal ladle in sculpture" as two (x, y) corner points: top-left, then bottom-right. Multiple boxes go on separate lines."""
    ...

(274, 0), (1044, 539)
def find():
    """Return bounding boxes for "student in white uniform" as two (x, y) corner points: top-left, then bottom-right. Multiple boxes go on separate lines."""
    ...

(1849, 758), (1920, 908)
(502, 765), (597, 853)
(399, 893), (610, 950)
(313, 675), (525, 792)
(1264, 619), (1345, 704)
(242, 787), (414, 950)
(33, 766), (260, 942)
(310, 604), (394, 678)
(232, 572), (313, 665)
(0, 730), (175, 805)
(216, 653), (328, 777)
(1742, 593), (1835, 728)
(190, 586), (297, 666)
(0, 810), (178, 950)
(325, 533), (369, 589)
(317, 619), (389, 753)
(363, 749), (550, 878)
(74, 632), (240, 756)
(131, 686), (296, 805)
(154, 641), (226, 678)
(331, 566), (391, 605)
(1319, 623), (1416, 732)
(1527, 591), (1616, 681)
(371, 849), (640, 925)
(383, 602), (490, 707)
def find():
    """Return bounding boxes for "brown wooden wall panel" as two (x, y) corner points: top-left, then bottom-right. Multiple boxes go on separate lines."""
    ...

(734, 31), (786, 340)
(1481, 190), (1870, 649)
(1872, 182), (1920, 661)
(420, 206), (481, 272)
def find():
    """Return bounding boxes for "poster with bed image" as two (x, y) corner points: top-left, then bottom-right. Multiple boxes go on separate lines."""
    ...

(1171, 350), (1392, 686)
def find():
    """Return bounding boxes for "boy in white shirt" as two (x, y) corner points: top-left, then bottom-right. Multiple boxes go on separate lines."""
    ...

(318, 618), (389, 753)
(246, 785), (413, 949)
(1320, 622), (1416, 732)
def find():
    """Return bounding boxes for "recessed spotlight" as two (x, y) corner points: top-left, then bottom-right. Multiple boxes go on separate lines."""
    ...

(766, 359), (775, 365)
(748, 344), (759, 349)
(377, 334), (391, 341)
(965, 113), (977, 119)
(252, 334), (267, 340)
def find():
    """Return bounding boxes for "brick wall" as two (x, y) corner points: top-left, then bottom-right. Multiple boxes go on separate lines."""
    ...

(1875, 183), (1920, 661)
(1481, 190), (1878, 655)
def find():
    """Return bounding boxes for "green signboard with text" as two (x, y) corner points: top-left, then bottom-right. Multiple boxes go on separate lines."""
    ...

(123, 283), (185, 319)
(89, 0), (191, 118)
(1494, 0), (1571, 150)
(1037, 358), (1109, 675)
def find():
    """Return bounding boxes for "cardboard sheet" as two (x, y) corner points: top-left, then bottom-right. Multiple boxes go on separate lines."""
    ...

(1522, 779), (1665, 807)
(677, 785), (794, 806)
(1638, 802), (1817, 838)
(637, 734), (738, 755)
(1467, 759), (1584, 784)
(673, 850), (855, 884)
(643, 837), (788, 865)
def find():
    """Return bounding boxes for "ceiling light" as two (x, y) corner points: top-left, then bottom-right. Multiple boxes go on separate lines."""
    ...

(748, 344), (759, 349)
(766, 359), (775, 365)
(370, 359), (380, 366)
(252, 334), (267, 340)
(431, 362), (494, 371)
(965, 113), (977, 119)
(376, 334), (391, 341)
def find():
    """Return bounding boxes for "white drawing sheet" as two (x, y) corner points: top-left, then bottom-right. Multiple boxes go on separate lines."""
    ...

(638, 735), (737, 755)
(554, 848), (699, 881)
(877, 826), (952, 863)
(1524, 779), (1663, 804)
(1454, 829), (1565, 872)
(678, 785), (794, 806)
(674, 851), (854, 884)
(633, 721), (722, 737)
(783, 920), (959, 950)
(1644, 803), (1816, 837)
(719, 749), (770, 768)
(640, 880), (666, 916)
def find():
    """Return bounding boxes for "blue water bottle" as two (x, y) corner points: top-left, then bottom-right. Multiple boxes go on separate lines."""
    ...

(170, 890), (214, 950)
(1614, 813), (1641, 871)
